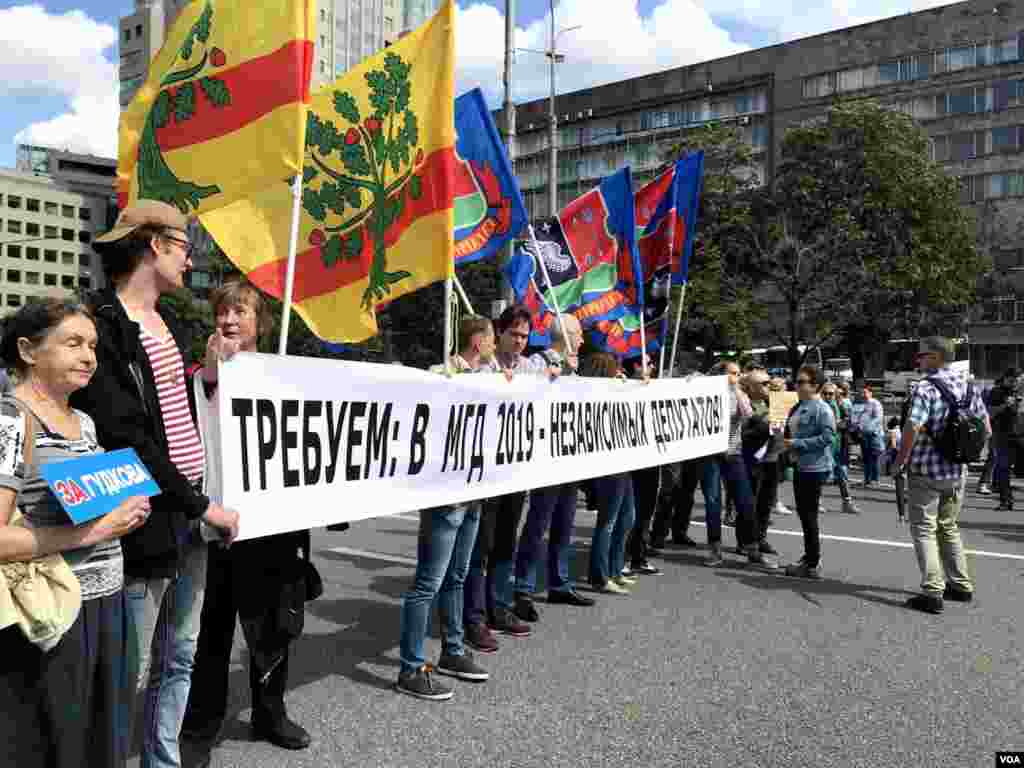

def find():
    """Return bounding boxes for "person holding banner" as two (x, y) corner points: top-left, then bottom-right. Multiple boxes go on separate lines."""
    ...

(584, 352), (638, 594)
(396, 315), (496, 701)
(624, 356), (663, 577)
(74, 201), (239, 768)
(0, 300), (152, 768)
(488, 307), (540, 636)
(181, 280), (312, 753)
(510, 314), (596, 620)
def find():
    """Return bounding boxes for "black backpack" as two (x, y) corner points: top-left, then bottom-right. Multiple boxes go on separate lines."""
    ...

(924, 376), (987, 464)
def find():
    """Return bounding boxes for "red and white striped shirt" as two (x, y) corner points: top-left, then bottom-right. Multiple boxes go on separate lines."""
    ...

(140, 329), (205, 485)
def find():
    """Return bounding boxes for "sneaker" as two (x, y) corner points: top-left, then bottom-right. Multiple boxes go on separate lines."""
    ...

(512, 593), (540, 622)
(599, 579), (630, 595)
(745, 546), (778, 570)
(464, 622), (499, 654)
(395, 665), (454, 701)
(818, 505), (829, 515)
(632, 561), (662, 575)
(703, 544), (725, 567)
(905, 594), (943, 614)
(723, 510), (737, 526)
(943, 585), (973, 603)
(488, 608), (531, 637)
(620, 565), (634, 577)
(840, 500), (861, 515)
(437, 652), (489, 682)
(976, 483), (992, 495)
(758, 541), (778, 555)
(547, 589), (596, 606)
(772, 503), (793, 516)
(784, 560), (822, 579)
(615, 574), (638, 585)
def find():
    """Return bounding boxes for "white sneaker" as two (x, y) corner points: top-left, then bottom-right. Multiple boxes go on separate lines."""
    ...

(773, 503), (794, 515)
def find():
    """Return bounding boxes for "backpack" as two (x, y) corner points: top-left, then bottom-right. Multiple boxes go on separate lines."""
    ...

(923, 376), (987, 464)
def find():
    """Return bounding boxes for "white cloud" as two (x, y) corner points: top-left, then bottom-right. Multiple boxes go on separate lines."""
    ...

(1, 4), (118, 158)
(455, 0), (750, 107)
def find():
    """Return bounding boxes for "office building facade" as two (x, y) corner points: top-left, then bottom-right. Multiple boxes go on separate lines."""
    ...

(506, 0), (1024, 378)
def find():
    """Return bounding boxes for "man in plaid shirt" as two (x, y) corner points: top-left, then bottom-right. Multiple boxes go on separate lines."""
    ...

(894, 337), (990, 614)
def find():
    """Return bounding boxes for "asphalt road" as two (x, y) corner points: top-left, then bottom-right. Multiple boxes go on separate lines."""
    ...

(140, 468), (1022, 768)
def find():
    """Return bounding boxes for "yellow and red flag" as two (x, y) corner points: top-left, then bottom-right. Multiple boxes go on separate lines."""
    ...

(200, 0), (456, 342)
(118, 0), (315, 214)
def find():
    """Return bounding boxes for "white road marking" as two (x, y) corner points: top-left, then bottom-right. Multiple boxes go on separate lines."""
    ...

(325, 546), (418, 566)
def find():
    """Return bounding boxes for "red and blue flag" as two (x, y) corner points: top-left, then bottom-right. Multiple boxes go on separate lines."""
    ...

(503, 167), (638, 348)
(453, 88), (529, 266)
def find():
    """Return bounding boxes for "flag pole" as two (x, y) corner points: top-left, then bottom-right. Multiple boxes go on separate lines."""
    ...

(639, 316), (648, 376)
(668, 282), (688, 376)
(658, 330), (667, 378)
(443, 275), (455, 376)
(277, 174), (303, 356)
(453, 274), (475, 314)
(527, 224), (570, 345)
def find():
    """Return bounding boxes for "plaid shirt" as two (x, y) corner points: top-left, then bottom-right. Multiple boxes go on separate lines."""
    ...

(907, 366), (987, 480)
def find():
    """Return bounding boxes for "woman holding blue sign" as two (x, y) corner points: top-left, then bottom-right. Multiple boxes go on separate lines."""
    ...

(0, 299), (151, 768)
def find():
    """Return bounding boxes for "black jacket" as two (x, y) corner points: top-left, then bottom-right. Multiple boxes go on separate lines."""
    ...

(71, 289), (210, 578)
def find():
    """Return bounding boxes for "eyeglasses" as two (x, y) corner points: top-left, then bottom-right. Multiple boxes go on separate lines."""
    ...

(162, 233), (194, 257)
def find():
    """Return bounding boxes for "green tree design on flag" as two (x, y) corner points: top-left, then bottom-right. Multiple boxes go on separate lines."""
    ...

(137, 1), (234, 213)
(301, 52), (426, 309)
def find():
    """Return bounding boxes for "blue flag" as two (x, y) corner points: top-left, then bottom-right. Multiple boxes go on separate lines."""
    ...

(674, 150), (704, 286)
(453, 88), (529, 266)
(503, 167), (638, 349)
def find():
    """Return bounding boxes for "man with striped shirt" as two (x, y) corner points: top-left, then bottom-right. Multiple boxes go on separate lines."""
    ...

(74, 201), (239, 768)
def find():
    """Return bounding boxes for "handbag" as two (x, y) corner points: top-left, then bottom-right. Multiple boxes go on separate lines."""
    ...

(0, 398), (82, 652)
(299, 530), (323, 602)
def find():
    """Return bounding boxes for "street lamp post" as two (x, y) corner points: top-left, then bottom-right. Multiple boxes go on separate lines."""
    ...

(546, 4), (581, 216)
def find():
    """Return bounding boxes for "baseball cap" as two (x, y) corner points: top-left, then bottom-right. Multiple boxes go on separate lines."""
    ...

(93, 200), (189, 251)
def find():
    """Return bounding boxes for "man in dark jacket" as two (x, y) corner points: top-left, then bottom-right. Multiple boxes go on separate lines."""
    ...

(73, 201), (238, 768)
(987, 368), (1021, 511)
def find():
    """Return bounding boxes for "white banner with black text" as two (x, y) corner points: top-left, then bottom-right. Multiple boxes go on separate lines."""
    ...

(217, 354), (729, 540)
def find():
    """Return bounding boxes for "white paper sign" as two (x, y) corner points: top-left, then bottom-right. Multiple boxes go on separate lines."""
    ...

(218, 354), (729, 540)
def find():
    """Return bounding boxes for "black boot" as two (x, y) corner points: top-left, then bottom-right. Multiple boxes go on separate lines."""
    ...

(250, 648), (311, 750)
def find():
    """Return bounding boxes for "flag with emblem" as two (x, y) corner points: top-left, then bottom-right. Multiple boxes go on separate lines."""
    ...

(118, 0), (316, 215)
(453, 88), (528, 265)
(503, 167), (638, 348)
(199, 0), (456, 343)
(590, 151), (705, 357)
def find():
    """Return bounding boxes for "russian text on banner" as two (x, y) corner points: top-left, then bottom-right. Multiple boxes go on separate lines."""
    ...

(39, 449), (161, 525)
(218, 353), (728, 540)
(453, 88), (529, 265)
(118, 0), (316, 214)
(503, 167), (638, 349)
(200, 0), (457, 343)
(592, 152), (705, 358)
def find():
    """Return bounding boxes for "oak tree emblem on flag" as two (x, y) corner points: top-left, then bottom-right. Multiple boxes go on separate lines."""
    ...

(138, 1), (233, 213)
(302, 52), (426, 308)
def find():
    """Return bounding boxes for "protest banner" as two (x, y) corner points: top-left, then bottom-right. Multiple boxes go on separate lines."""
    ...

(769, 391), (799, 423)
(39, 449), (161, 525)
(217, 354), (728, 540)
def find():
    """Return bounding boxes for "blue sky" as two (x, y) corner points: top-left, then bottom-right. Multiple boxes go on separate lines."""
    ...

(0, 0), (950, 168)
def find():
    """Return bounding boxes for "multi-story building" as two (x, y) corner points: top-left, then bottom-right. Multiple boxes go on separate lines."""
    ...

(0, 147), (117, 314)
(401, 0), (440, 35)
(313, 0), (387, 87)
(506, 0), (1024, 377)
(118, 1), (190, 108)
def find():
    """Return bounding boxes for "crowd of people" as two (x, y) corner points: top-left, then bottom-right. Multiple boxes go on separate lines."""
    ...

(0, 199), (994, 768)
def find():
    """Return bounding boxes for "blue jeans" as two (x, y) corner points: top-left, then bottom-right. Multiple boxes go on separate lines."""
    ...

(610, 476), (635, 578)
(125, 538), (207, 768)
(704, 454), (756, 546)
(589, 474), (631, 586)
(993, 444), (1013, 505)
(514, 482), (578, 595)
(862, 434), (882, 483)
(399, 503), (481, 674)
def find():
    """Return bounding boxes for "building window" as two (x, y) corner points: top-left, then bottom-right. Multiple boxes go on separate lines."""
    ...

(7, 196), (20, 209)
(61, 205), (74, 219)
(44, 202), (57, 216)
(950, 131), (977, 161)
(44, 250), (57, 263)
(78, 231), (91, 244)
(947, 45), (976, 71)
(124, 28), (131, 42)
(78, 254), (90, 267)
(44, 274), (56, 286)
(61, 275), (74, 289)
(26, 199), (39, 213)
(7, 270), (21, 283)
(25, 272), (39, 286)
(320, 8), (326, 21)
(61, 229), (74, 242)
(78, 207), (91, 221)
(992, 125), (1020, 153)
(44, 225), (57, 238)
(7, 246), (21, 259)
(61, 252), (75, 265)
(6, 295), (20, 308)
(26, 223), (39, 237)
(78, 277), (91, 290)
(320, 60), (326, 74)
(7, 220), (20, 234)
(26, 247), (39, 261)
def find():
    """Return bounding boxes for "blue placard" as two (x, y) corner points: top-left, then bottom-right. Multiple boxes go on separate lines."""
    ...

(39, 448), (162, 524)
